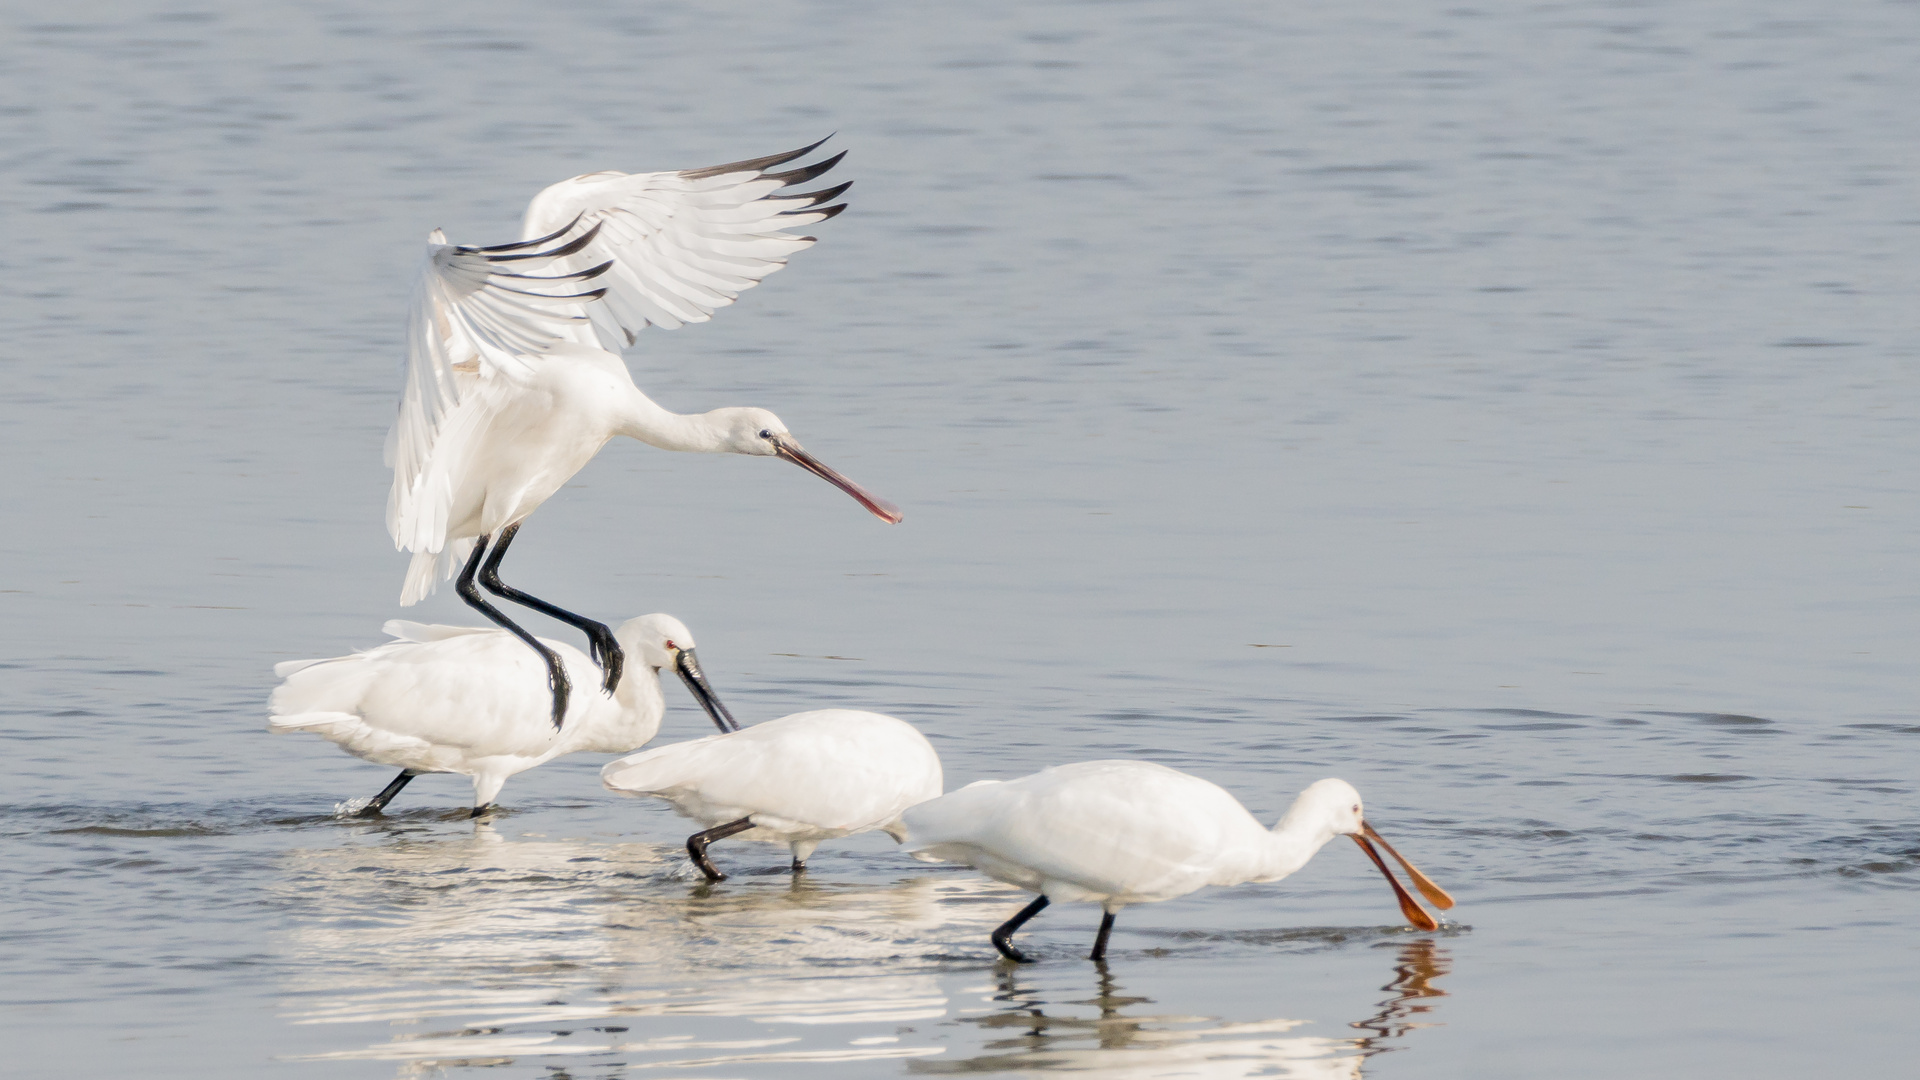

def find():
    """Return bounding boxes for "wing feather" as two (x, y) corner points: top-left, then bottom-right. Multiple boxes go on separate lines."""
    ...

(519, 139), (850, 349)
(387, 139), (848, 573)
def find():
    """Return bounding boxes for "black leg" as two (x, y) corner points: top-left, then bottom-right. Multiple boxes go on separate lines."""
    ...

(455, 533), (572, 729)
(791, 858), (807, 874)
(469, 804), (494, 819)
(686, 817), (756, 881)
(478, 523), (625, 696)
(362, 769), (417, 815)
(1090, 910), (1117, 961)
(992, 895), (1051, 963)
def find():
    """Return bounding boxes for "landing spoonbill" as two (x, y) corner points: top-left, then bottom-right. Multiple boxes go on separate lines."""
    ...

(388, 138), (900, 727)
(900, 762), (1453, 962)
(601, 709), (942, 879)
(269, 614), (733, 816)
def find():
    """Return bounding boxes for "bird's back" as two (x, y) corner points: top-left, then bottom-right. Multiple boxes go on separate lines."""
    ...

(603, 710), (942, 833)
(902, 760), (1275, 904)
(269, 628), (614, 765)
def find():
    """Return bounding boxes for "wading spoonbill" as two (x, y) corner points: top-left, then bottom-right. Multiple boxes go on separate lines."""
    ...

(602, 709), (942, 879)
(269, 614), (733, 816)
(900, 762), (1453, 962)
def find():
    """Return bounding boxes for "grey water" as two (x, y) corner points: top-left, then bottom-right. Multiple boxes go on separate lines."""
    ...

(2, 0), (1916, 1076)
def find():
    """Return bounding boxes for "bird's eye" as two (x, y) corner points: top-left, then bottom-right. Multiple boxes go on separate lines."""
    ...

(664, 640), (677, 651)
(758, 429), (774, 439)
(1352, 805), (1361, 813)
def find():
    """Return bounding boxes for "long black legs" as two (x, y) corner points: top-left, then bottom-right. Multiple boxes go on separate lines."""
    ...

(687, 817), (757, 881)
(456, 533), (572, 728)
(1090, 910), (1117, 961)
(361, 769), (417, 815)
(992, 895), (1052, 962)
(478, 523), (624, 695)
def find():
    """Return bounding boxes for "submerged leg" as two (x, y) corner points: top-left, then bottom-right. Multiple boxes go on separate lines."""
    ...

(455, 533), (572, 728)
(362, 770), (417, 815)
(790, 840), (818, 875)
(687, 817), (756, 881)
(478, 523), (624, 695)
(1090, 910), (1117, 961)
(469, 775), (507, 819)
(992, 895), (1052, 963)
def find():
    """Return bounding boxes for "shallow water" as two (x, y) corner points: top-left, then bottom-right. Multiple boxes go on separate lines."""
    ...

(3, 0), (1916, 1076)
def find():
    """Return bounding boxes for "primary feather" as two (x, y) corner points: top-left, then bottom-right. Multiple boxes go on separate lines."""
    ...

(384, 139), (851, 597)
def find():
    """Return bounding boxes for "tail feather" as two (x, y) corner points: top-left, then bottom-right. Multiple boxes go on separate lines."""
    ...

(267, 709), (441, 763)
(398, 537), (477, 606)
(267, 711), (361, 735)
(381, 619), (497, 643)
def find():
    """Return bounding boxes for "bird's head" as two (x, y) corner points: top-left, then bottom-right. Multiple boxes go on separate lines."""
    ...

(716, 407), (791, 457)
(710, 407), (904, 524)
(616, 614), (738, 734)
(1283, 778), (1366, 838)
(1281, 778), (1455, 931)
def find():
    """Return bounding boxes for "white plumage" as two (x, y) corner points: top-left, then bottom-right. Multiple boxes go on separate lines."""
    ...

(602, 709), (943, 878)
(268, 613), (733, 814)
(900, 761), (1453, 962)
(386, 138), (898, 604)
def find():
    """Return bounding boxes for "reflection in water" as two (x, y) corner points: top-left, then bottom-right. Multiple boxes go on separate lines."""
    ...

(272, 829), (1450, 1075)
(914, 941), (1451, 1078)
(1351, 939), (1451, 1054)
(274, 827), (1004, 1070)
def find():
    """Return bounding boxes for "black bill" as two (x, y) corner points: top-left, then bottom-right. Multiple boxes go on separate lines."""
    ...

(674, 648), (740, 733)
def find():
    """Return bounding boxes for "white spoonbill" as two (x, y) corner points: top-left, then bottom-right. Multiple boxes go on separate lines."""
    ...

(388, 137), (900, 727)
(900, 761), (1453, 962)
(268, 614), (734, 816)
(601, 710), (942, 880)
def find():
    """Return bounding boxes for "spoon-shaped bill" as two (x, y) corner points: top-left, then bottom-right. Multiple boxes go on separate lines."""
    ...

(674, 648), (739, 733)
(770, 435), (903, 524)
(1350, 833), (1439, 931)
(1363, 822), (1455, 909)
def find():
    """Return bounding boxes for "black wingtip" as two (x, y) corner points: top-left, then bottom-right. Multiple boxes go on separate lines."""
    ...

(493, 259), (614, 283)
(473, 212), (587, 254)
(487, 220), (605, 263)
(763, 150), (847, 187)
(769, 180), (853, 206)
(807, 203), (848, 222)
(680, 134), (835, 180)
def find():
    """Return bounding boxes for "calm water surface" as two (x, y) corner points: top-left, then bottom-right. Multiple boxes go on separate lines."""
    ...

(3, 1), (1916, 1077)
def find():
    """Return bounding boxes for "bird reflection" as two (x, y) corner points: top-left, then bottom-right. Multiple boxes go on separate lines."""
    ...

(274, 827), (1005, 1049)
(1351, 939), (1451, 1051)
(274, 830), (1451, 1076)
(913, 941), (1451, 1078)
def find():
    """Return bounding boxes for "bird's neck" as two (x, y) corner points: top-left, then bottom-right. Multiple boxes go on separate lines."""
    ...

(569, 661), (666, 753)
(613, 663), (664, 713)
(1259, 809), (1341, 881)
(614, 385), (733, 453)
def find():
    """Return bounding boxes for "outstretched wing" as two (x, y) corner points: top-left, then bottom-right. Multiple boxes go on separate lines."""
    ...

(519, 136), (850, 348)
(385, 139), (849, 561)
(385, 226), (610, 558)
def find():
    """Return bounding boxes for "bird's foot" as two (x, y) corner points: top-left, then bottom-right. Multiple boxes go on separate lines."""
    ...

(470, 804), (496, 819)
(593, 635), (624, 695)
(993, 940), (1034, 964)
